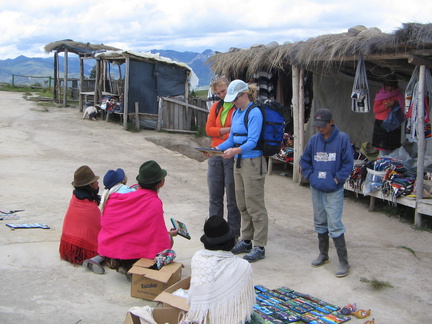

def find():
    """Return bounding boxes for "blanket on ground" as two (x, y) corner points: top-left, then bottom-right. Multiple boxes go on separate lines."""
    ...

(98, 189), (170, 260)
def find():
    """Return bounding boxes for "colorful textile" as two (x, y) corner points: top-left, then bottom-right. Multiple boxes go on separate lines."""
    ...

(98, 189), (171, 260)
(59, 195), (101, 264)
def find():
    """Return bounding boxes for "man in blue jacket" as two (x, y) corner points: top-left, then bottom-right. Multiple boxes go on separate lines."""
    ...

(300, 108), (354, 277)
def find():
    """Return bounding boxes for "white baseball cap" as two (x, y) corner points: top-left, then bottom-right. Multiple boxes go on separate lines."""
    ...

(224, 79), (249, 103)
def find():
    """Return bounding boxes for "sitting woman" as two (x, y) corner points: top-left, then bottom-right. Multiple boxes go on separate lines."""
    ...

(183, 216), (258, 324)
(59, 165), (103, 273)
(97, 160), (177, 275)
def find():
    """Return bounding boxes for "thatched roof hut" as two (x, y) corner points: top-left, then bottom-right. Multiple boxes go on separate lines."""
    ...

(44, 39), (121, 57)
(208, 23), (432, 225)
(208, 23), (432, 81)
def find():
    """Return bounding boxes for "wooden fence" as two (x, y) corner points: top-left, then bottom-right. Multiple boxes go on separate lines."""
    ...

(156, 97), (209, 134)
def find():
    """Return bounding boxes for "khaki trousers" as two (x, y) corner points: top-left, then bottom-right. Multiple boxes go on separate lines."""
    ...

(234, 156), (268, 247)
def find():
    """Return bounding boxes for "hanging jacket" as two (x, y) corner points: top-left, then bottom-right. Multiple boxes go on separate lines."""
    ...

(300, 125), (354, 192)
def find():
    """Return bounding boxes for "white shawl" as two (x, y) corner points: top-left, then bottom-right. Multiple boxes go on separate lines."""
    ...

(184, 249), (255, 324)
(99, 183), (124, 214)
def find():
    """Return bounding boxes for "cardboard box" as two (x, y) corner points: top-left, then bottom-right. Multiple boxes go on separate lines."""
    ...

(123, 307), (181, 324)
(154, 276), (191, 312)
(129, 258), (183, 301)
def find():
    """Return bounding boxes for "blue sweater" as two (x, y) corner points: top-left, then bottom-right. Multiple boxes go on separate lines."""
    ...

(300, 125), (354, 192)
(218, 103), (263, 159)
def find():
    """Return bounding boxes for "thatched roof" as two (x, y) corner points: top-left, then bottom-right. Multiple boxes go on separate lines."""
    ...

(44, 40), (121, 56)
(208, 23), (432, 82)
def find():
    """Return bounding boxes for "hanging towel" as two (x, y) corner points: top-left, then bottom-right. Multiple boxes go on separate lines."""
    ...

(351, 54), (371, 113)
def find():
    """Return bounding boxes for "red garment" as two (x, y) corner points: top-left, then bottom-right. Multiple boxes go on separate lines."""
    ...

(97, 189), (171, 260)
(206, 101), (236, 147)
(59, 195), (101, 265)
(373, 87), (405, 121)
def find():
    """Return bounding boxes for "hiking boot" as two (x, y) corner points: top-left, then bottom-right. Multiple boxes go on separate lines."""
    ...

(243, 246), (265, 263)
(231, 240), (252, 254)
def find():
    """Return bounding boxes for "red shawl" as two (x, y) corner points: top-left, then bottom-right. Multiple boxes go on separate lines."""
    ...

(97, 189), (171, 260)
(59, 195), (101, 264)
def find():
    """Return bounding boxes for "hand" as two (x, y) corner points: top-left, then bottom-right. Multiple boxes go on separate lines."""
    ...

(169, 228), (179, 237)
(222, 147), (240, 159)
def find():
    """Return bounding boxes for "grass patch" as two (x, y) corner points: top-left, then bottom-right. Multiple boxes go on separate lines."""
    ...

(360, 277), (393, 290)
(397, 245), (419, 259)
(126, 122), (140, 133)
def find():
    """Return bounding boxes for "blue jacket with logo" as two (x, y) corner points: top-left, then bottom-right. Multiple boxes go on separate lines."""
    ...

(300, 125), (354, 192)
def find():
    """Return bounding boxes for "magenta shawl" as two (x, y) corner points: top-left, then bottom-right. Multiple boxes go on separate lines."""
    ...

(97, 189), (171, 259)
(374, 86), (405, 106)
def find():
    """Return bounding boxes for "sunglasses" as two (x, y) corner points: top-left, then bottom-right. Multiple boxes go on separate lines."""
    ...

(233, 92), (244, 102)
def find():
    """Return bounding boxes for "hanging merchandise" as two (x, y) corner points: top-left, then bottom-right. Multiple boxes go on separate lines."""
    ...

(351, 54), (371, 113)
(405, 66), (432, 142)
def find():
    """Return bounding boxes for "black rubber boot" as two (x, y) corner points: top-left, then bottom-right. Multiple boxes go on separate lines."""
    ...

(311, 232), (329, 267)
(333, 234), (350, 278)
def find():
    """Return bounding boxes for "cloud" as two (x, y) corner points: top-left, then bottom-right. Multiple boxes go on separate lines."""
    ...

(0, 0), (431, 59)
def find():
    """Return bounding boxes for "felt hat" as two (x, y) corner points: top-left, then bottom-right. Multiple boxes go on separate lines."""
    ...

(136, 160), (167, 184)
(72, 165), (99, 187)
(200, 216), (233, 245)
(224, 79), (249, 103)
(103, 168), (125, 189)
(312, 108), (333, 127)
(85, 102), (92, 107)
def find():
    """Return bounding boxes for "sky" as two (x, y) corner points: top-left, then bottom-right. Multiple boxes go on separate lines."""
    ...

(0, 0), (431, 60)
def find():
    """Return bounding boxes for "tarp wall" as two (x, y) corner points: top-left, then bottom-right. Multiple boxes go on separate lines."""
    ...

(127, 60), (188, 114)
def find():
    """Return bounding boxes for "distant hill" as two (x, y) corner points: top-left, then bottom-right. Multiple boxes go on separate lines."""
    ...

(0, 50), (215, 88)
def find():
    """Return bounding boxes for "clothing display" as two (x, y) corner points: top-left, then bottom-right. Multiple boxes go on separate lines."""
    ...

(98, 189), (171, 260)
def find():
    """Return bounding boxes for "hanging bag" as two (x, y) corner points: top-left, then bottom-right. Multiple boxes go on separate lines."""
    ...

(351, 54), (371, 113)
(381, 103), (405, 132)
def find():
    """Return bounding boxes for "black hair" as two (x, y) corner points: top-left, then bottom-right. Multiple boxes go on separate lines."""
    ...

(138, 180), (162, 191)
(204, 237), (236, 251)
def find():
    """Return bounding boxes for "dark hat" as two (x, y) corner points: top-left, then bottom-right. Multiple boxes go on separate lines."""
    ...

(103, 168), (125, 189)
(136, 160), (167, 184)
(200, 216), (233, 245)
(85, 102), (92, 107)
(312, 108), (333, 127)
(72, 165), (99, 187)
(382, 78), (398, 87)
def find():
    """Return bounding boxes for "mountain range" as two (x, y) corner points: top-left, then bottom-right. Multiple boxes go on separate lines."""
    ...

(0, 49), (215, 89)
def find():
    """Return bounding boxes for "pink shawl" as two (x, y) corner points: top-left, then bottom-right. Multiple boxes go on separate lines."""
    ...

(97, 189), (171, 260)
(374, 87), (404, 106)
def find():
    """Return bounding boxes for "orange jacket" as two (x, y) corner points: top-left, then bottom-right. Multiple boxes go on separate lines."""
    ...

(206, 101), (237, 147)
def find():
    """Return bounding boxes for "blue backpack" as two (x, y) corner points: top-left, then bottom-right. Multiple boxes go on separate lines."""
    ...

(242, 99), (286, 156)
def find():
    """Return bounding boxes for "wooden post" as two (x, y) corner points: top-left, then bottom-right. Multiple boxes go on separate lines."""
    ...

(157, 97), (164, 131)
(298, 68), (305, 180)
(79, 56), (84, 112)
(94, 60), (100, 108)
(123, 57), (130, 130)
(415, 65), (426, 227)
(63, 49), (68, 107)
(135, 102), (140, 131)
(53, 52), (58, 103)
(292, 66), (300, 183)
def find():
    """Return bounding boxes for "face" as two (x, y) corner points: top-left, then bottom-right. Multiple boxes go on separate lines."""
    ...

(90, 181), (99, 190)
(233, 92), (248, 108)
(316, 122), (333, 137)
(214, 85), (227, 100)
(384, 85), (396, 93)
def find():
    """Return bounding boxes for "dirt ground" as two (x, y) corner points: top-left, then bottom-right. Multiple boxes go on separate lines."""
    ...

(0, 91), (431, 323)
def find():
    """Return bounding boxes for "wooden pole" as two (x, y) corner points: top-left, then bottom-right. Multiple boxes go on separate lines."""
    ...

(298, 68), (305, 183)
(292, 66), (300, 183)
(95, 59), (100, 109)
(123, 57), (130, 130)
(79, 56), (84, 112)
(414, 65), (426, 227)
(63, 49), (68, 107)
(135, 102), (140, 131)
(53, 52), (58, 103)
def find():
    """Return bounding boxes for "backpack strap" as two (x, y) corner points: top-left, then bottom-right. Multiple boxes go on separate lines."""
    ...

(215, 100), (224, 117)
